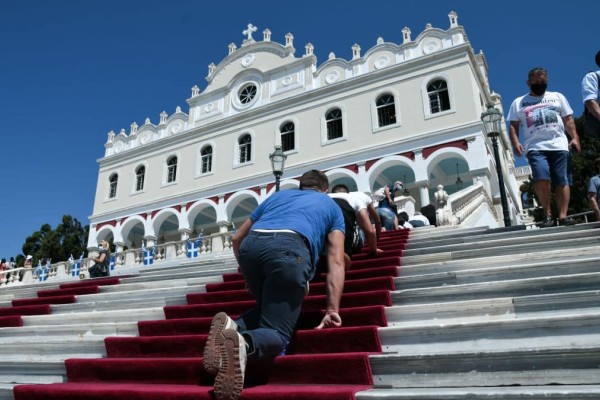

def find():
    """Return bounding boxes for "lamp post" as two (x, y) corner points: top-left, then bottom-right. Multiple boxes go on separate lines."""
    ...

(481, 105), (511, 227)
(269, 145), (287, 192)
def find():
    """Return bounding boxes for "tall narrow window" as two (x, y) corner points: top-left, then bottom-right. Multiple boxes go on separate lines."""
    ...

(428, 79), (450, 114)
(376, 94), (396, 127)
(280, 122), (295, 152)
(167, 156), (178, 183)
(326, 108), (343, 140)
(239, 134), (252, 163)
(108, 174), (118, 199)
(135, 166), (145, 191)
(201, 145), (213, 173)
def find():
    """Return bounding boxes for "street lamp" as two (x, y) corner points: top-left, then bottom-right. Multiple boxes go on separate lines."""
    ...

(481, 105), (511, 227)
(455, 163), (463, 190)
(269, 145), (287, 192)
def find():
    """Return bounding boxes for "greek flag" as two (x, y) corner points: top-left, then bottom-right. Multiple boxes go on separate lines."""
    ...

(186, 237), (202, 258)
(109, 254), (116, 271)
(71, 254), (83, 277)
(141, 243), (154, 266)
(38, 266), (49, 282)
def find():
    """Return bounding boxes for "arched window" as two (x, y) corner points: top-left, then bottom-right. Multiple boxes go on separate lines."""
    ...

(280, 122), (295, 152)
(239, 134), (252, 163)
(135, 166), (145, 192)
(108, 173), (118, 199)
(427, 79), (450, 114)
(376, 94), (396, 127)
(167, 156), (178, 183)
(326, 108), (343, 140)
(201, 145), (213, 173)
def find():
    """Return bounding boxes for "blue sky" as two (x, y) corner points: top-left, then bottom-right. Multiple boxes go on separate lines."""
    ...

(0, 1), (597, 259)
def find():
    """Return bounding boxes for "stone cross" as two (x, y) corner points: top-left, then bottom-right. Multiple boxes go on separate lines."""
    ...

(243, 23), (257, 41)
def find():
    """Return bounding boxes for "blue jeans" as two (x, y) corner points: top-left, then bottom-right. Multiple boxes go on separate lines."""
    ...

(235, 231), (311, 361)
(526, 150), (572, 186)
(377, 207), (396, 230)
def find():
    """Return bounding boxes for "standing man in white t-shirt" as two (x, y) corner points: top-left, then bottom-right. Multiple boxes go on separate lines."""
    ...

(508, 67), (581, 227)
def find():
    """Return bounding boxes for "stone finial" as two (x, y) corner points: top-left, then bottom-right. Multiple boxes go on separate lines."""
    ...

(377, 36), (384, 45)
(263, 29), (271, 42)
(352, 44), (361, 60)
(107, 130), (116, 143)
(242, 23), (257, 44)
(285, 33), (294, 47)
(119, 128), (126, 136)
(228, 43), (237, 55)
(145, 117), (151, 124)
(425, 23), (432, 29)
(191, 85), (200, 96)
(130, 122), (138, 135)
(328, 52), (336, 60)
(160, 111), (167, 124)
(448, 11), (458, 28)
(175, 106), (182, 113)
(402, 27), (412, 43)
(208, 63), (216, 75)
(305, 43), (314, 56)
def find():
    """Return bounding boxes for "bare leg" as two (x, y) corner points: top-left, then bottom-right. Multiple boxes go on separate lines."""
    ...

(534, 180), (552, 216)
(555, 185), (570, 219)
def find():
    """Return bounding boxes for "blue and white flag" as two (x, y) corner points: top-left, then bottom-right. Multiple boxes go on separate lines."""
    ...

(109, 254), (116, 271)
(141, 243), (155, 266)
(71, 254), (84, 277)
(186, 238), (202, 258)
(38, 266), (49, 282)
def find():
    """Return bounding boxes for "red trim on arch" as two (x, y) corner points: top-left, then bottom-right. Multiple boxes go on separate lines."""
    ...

(151, 210), (160, 219)
(249, 186), (260, 195)
(95, 220), (116, 231)
(399, 151), (415, 161)
(343, 164), (359, 174)
(365, 159), (380, 171)
(422, 140), (468, 159)
(266, 182), (276, 192)
(224, 192), (232, 203)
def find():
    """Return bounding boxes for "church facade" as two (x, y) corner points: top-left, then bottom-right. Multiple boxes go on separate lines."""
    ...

(88, 12), (521, 257)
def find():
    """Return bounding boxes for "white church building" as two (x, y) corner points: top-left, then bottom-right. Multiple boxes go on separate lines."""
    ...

(87, 12), (522, 267)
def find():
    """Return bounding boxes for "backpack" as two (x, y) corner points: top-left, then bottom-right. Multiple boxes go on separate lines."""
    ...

(583, 72), (600, 139)
(331, 197), (364, 254)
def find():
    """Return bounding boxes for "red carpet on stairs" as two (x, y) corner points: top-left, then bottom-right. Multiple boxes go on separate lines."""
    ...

(13, 230), (407, 400)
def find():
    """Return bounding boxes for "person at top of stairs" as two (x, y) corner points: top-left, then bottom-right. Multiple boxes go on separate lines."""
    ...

(203, 169), (346, 400)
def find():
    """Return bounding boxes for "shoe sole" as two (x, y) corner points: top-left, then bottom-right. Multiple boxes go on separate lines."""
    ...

(203, 312), (231, 375)
(214, 330), (244, 400)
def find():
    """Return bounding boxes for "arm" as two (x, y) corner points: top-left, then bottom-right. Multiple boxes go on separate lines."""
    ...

(509, 120), (524, 157)
(232, 218), (253, 263)
(563, 115), (581, 153)
(94, 252), (106, 264)
(315, 229), (345, 329)
(357, 208), (383, 256)
(589, 191), (600, 221)
(366, 203), (382, 240)
(585, 99), (600, 121)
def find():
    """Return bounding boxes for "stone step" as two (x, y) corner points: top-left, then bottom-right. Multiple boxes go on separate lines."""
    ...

(402, 231), (600, 260)
(369, 346), (600, 388)
(0, 360), (65, 384)
(0, 321), (139, 338)
(20, 306), (165, 327)
(378, 312), (600, 356)
(386, 290), (600, 327)
(392, 272), (600, 305)
(356, 385), (600, 399)
(0, 336), (107, 360)
(397, 255), (600, 290)
(120, 265), (237, 283)
(400, 245), (600, 271)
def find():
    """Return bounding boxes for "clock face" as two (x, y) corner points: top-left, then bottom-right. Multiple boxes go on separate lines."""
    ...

(114, 141), (124, 153)
(171, 121), (183, 134)
(325, 70), (340, 84)
(140, 132), (151, 145)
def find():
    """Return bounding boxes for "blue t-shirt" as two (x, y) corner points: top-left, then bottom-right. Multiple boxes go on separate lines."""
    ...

(588, 175), (600, 196)
(249, 189), (345, 266)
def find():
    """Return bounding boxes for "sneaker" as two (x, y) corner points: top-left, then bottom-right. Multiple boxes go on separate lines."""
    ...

(559, 217), (576, 226)
(214, 329), (247, 400)
(539, 215), (555, 228)
(203, 312), (237, 375)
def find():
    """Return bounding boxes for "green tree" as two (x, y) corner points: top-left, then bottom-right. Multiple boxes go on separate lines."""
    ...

(20, 215), (89, 266)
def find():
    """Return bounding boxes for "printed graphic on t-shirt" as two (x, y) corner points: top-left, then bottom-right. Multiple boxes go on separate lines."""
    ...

(524, 103), (560, 133)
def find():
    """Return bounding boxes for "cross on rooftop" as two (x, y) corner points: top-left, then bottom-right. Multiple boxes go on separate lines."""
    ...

(243, 23), (257, 41)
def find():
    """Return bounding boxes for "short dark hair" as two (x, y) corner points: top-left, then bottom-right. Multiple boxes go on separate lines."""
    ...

(299, 170), (329, 192)
(594, 157), (600, 167)
(331, 184), (349, 193)
(528, 67), (547, 80)
(596, 51), (600, 68)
